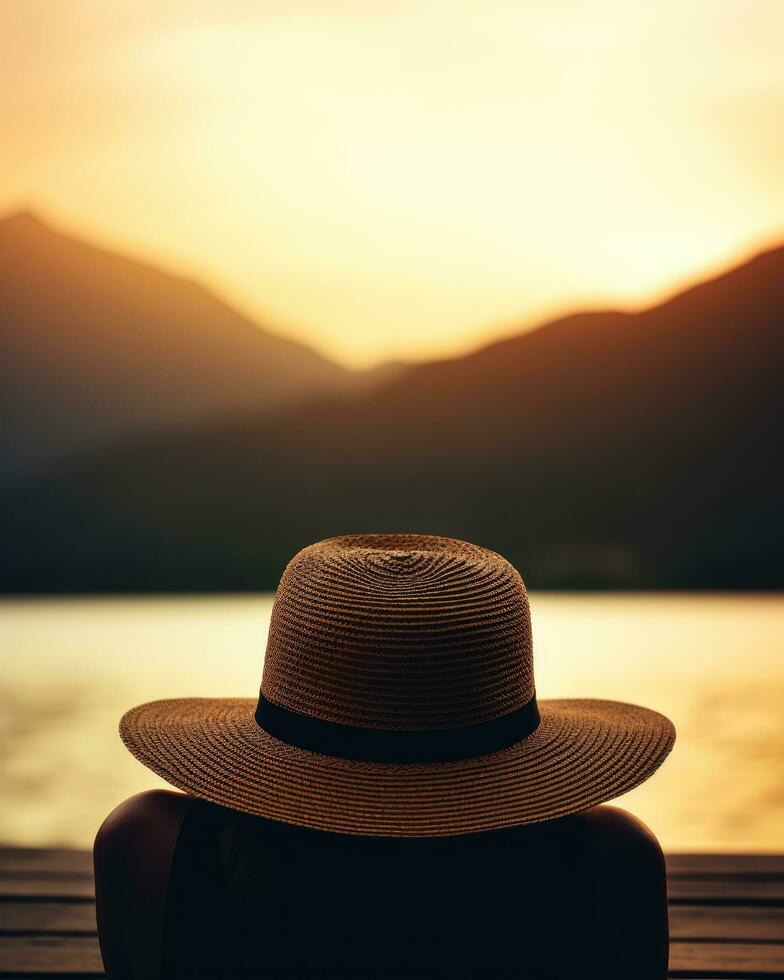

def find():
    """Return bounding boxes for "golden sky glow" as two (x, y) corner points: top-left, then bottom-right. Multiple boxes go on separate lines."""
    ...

(2, 1), (784, 367)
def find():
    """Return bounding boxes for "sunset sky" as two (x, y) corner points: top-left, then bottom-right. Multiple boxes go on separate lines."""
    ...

(2, 1), (783, 367)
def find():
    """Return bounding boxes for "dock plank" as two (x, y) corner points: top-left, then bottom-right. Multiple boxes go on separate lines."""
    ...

(666, 854), (784, 877)
(669, 939), (784, 974)
(0, 876), (95, 901)
(669, 905), (784, 942)
(4, 848), (781, 876)
(6, 873), (782, 904)
(2, 935), (783, 978)
(0, 936), (103, 975)
(0, 904), (96, 934)
(3, 902), (783, 943)
(3, 847), (782, 877)
(0, 852), (92, 876)
(667, 877), (784, 904)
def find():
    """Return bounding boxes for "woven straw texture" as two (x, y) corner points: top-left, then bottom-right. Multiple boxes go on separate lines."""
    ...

(263, 534), (533, 730)
(121, 534), (675, 837)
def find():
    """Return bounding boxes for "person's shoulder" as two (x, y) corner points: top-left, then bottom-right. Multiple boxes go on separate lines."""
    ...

(96, 789), (193, 852)
(577, 805), (664, 862)
(94, 791), (197, 979)
(571, 804), (666, 899)
(94, 789), (195, 882)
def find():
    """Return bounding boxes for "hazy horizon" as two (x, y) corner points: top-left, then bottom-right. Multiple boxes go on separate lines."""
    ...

(3, 1), (784, 367)
(3, 202), (782, 371)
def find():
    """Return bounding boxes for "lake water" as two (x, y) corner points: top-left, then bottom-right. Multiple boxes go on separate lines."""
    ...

(1, 594), (782, 852)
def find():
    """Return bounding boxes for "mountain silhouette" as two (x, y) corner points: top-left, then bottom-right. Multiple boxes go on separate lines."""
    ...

(3, 238), (782, 591)
(0, 210), (385, 481)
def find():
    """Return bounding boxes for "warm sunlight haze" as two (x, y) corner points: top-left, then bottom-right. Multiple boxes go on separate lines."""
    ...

(2, 0), (784, 365)
(2, 8), (784, 976)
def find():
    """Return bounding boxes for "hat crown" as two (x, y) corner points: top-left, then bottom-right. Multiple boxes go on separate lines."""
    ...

(261, 534), (534, 731)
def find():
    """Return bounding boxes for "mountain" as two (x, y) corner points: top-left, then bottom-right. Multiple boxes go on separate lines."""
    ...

(0, 210), (379, 481)
(3, 241), (782, 592)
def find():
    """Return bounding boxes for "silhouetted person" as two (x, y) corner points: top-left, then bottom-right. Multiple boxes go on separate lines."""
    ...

(95, 792), (668, 979)
(96, 535), (674, 979)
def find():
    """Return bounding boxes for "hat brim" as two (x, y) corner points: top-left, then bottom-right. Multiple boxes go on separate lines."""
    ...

(119, 698), (674, 837)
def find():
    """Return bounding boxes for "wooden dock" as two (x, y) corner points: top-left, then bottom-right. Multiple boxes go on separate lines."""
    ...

(0, 848), (782, 977)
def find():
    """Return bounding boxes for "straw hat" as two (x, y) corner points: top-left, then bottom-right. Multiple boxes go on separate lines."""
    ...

(121, 534), (675, 836)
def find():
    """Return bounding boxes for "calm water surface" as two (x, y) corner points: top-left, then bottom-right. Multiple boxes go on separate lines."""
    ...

(1, 594), (782, 851)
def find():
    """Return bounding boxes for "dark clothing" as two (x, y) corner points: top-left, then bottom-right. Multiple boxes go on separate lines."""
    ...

(163, 800), (607, 979)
